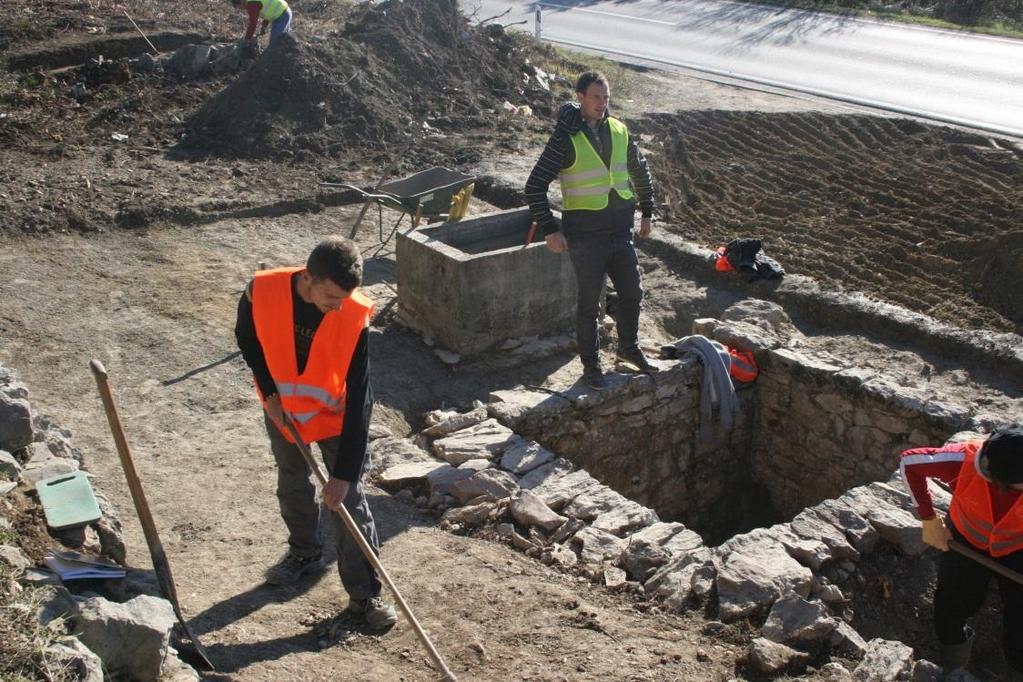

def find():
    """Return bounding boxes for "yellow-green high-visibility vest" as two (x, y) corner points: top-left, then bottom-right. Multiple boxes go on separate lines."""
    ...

(559, 117), (634, 211)
(257, 0), (289, 22)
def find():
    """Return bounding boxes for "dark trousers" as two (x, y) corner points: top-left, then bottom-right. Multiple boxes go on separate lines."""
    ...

(934, 523), (1023, 672)
(265, 414), (382, 600)
(566, 230), (643, 368)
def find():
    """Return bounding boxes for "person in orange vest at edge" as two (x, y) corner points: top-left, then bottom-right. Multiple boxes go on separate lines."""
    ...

(231, 0), (292, 49)
(899, 423), (1023, 675)
(234, 237), (396, 632)
(524, 71), (657, 391)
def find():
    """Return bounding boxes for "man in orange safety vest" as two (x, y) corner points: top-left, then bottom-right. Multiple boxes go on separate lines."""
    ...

(235, 236), (396, 632)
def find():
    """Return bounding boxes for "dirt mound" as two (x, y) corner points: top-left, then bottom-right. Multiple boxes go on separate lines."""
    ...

(642, 111), (1023, 332)
(182, 0), (553, 163)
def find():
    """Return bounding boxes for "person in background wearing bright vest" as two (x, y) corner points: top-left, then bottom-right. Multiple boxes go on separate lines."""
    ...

(234, 237), (396, 632)
(525, 71), (657, 391)
(900, 424), (1023, 675)
(231, 0), (292, 48)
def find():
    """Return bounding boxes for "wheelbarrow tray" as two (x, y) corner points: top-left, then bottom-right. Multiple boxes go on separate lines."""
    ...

(323, 167), (475, 218)
(377, 167), (476, 216)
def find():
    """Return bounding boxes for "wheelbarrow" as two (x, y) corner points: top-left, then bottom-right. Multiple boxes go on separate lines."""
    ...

(321, 166), (476, 243)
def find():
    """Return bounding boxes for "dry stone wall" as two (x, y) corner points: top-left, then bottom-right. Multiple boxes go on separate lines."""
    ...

(487, 359), (760, 541)
(754, 348), (962, 518)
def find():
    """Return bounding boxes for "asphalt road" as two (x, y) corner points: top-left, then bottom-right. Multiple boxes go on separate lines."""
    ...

(464, 0), (1023, 137)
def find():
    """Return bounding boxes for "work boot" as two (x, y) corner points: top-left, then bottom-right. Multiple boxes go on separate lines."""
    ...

(344, 596), (398, 632)
(265, 552), (324, 586)
(581, 364), (607, 391)
(616, 347), (660, 373)
(939, 627), (974, 672)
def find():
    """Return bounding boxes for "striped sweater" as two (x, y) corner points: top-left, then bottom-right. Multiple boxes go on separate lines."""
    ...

(525, 103), (654, 237)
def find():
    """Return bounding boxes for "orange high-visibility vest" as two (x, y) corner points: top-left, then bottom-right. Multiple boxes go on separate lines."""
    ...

(251, 267), (373, 444)
(727, 347), (759, 383)
(949, 441), (1023, 557)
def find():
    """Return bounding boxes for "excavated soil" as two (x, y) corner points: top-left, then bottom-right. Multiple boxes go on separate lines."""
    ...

(640, 111), (1023, 333)
(181, 0), (556, 164)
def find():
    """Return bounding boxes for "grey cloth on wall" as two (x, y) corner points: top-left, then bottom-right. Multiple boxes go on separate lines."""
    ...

(665, 335), (738, 437)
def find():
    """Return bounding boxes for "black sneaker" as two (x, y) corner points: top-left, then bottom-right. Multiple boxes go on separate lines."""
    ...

(344, 596), (398, 632)
(616, 348), (660, 373)
(265, 552), (324, 586)
(581, 365), (607, 390)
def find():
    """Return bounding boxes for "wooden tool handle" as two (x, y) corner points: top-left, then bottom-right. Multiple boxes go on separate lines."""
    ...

(283, 419), (457, 681)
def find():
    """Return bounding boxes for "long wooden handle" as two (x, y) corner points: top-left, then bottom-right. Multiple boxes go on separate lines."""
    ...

(283, 419), (457, 682)
(948, 538), (1023, 586)
(90, 360), (171, 582)
(90, 359), (215, 670)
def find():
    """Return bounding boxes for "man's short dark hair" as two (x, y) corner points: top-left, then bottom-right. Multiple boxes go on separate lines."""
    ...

(306, 237), (363, 291)
(576, 71), (608, 94)
(980, 423), (1023, 486)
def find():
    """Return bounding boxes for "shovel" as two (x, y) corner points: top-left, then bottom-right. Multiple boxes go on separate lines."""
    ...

(90, 360), (215, 670)
(281, 417), (458, 682)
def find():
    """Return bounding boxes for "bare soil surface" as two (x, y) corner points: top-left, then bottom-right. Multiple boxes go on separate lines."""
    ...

(641, 110), (1023, 333)
(3, 1), (1022, 680)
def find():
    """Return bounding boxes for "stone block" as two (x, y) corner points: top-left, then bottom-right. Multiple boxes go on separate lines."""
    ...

(449, 469), (519, 504)
(74, 595), (176, 681)
(376, 461), (447, 494)
(531, 468), (601, 511)
(619, 538), (670, 582)
(499, 439), (554, 475)
(747, 637), (812, 674)
(368, 437), (431, 477)
(643, 549), (713, 612)
(441, 501), (498, 528)
(762, 594), (837, 644)
(569, 526), (627, 567)
(0, 544), (32, 572)
(852, 638), (914, 681)
(508, 490), (566, 531)
(421, 405), (488, 437)
(432, 419), (519, 465)
(517, 457), (573, 490)
(715, 529), (814, 621)
(46, 638), (103, 682)
(0, 449), (21, 478)
(0, 393), (33, 452)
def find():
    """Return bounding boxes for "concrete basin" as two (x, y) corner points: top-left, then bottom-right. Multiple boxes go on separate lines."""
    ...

(396, 208), (576, 356)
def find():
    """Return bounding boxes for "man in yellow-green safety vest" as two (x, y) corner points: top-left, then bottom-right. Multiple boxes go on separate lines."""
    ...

(525, 71), (657, 390)
(232, 0), (292, 46)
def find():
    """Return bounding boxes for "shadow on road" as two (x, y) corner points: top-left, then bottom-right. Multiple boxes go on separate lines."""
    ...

(527, 0), (862, 53)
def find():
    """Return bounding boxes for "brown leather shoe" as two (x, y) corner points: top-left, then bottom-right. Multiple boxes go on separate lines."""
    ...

(616, 348), (660, 373)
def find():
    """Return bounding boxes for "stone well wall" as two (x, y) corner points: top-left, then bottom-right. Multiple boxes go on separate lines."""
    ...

(752, 349), (966, 519)
(488, 358), (761, 542)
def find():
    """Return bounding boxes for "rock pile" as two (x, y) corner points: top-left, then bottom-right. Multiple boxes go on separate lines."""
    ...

(0, 364), (196, 681)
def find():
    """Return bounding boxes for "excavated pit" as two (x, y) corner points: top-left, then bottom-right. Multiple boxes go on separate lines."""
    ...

(489, 341), (957, 546)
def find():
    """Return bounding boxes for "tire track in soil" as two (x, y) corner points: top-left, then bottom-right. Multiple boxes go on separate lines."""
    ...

(640, 111), (1023, 333)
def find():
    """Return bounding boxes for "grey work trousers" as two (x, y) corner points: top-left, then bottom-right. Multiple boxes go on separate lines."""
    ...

(567, 230), (644, 368)
(265, 414), (382, 600)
